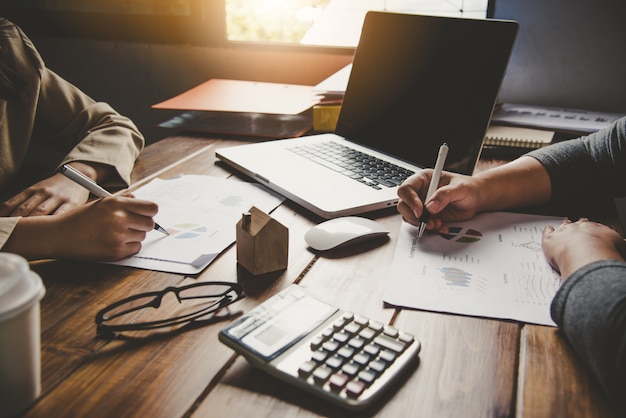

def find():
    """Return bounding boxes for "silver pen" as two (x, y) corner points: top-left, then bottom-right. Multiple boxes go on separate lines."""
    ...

(59, 164), (169, 235)
(417, 143), (448, 240)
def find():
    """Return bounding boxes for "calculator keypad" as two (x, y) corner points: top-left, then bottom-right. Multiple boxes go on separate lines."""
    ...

(297, 312), (415, 400)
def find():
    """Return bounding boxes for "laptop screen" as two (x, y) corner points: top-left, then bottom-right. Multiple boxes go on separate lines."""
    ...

(336, 12), (518, 175)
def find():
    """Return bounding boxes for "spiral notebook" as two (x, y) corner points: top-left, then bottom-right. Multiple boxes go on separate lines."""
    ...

(484, 125), (554, 149)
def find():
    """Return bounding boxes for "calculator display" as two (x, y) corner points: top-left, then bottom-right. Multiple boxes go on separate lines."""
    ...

(223, 286), (338, 360)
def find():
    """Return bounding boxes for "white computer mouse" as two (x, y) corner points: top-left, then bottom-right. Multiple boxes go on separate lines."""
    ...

(304, 216), (389, 251)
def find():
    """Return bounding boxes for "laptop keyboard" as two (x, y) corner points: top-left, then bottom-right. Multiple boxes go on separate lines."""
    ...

(288, 142), (414, 190)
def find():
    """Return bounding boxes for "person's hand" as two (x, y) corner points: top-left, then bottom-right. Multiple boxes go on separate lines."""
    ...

(53, 196), (160, 261)
(397, 169), (482, 230)
(5, 195), (160, 261)
(542, 218), (626, 279)
(0, 172), (89, 217)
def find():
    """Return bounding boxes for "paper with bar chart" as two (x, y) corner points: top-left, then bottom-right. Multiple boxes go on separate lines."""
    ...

(383, 211), (565, 326)
(108, 175), (284, 274)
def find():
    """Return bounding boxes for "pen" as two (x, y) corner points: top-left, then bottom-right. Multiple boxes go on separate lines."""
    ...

(59, 164), (169, 235)
(417, 143), (449, 240)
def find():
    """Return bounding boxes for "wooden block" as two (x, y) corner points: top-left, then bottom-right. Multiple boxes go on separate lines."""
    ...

(236, 206), (288, 275)
(313, 104), (341, 132)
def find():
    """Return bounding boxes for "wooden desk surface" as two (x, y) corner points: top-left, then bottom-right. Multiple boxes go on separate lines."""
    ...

(23, 134), (614, 418)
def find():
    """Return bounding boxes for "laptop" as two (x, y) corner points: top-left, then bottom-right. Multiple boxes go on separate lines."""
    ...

(217, 12), (518, 219)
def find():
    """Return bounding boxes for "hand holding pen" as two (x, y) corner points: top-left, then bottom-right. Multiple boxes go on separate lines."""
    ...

(59, 164), (169, 235)
(417, 143), (448, 240)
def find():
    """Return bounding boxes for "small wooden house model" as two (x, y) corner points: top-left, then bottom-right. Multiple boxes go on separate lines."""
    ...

(236, 206), (288, 275)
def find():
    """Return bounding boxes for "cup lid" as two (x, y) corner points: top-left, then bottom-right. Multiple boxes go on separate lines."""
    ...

(0, 253), (45, 321)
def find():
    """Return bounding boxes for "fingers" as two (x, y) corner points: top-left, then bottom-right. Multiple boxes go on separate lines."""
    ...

(1, 191), (58, 217)
(99, 202), (155, 260)
(92, 196), (160, 234)
(125, 209), (158, 233)
(123, 197), (159, 218)
(423, 183), (462, 215)
(554, 217), (590, 231)
(89, 232), (146, 262)
(541, 224), (555, 249)
(397, 169), (452, 224)
(397, 173), (430, 222)
(0, 192), (33, 216)
(2, 175), (91, 216)
(53, 201), (77, 215)
(56, 198), (155, 261)
(97, 195), (159, 217)
(544, 218), (585, 240)
(122, 242), (142, 257)
(397, 200), (421, 226)
(397, 169), (480, 231)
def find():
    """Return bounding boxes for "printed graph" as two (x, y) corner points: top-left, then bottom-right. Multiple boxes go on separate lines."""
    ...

(440, 226), (482, 243)
(515, 241), (543, 253)
(220, 194), (245, 207)
(438, 267), (487, 292)
(167, 223), (209, 239)
(440, 267), (472, 287)
(513, 265), (561, 305)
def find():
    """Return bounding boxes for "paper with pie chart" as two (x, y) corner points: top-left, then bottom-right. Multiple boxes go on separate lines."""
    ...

(108, 175), (284, 274)
(383, 211), (565, 326)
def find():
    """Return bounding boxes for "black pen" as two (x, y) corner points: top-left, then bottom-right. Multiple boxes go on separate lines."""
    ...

(59, 164), (169, 235)
(417, 143), (448, 240)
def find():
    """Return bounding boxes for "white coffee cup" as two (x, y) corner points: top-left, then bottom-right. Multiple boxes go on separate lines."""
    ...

(0, 253), (46, 417)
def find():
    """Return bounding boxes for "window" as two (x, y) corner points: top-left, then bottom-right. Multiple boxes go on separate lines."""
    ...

(226, 0), (492, 47)
(0, 0), (491, 48)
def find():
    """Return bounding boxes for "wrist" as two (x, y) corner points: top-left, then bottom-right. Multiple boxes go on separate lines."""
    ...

(474, 156), (551, 212)
(4, 216), (60, 260)
(67, 161), (113, 184)
(471, 175), (502, 212)
(557, 247), (624, 279)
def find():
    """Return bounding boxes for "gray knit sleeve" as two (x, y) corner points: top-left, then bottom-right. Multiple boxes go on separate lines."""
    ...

(526, 117), (626, 213)
(550, 260), (626, 417)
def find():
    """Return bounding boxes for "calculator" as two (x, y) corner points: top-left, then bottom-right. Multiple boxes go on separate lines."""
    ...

(218, 284), (421, 411)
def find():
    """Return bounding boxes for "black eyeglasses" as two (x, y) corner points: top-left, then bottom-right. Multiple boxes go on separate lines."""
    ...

(95, 281), (244, 339)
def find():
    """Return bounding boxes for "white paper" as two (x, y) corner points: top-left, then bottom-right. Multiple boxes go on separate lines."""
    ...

(313, 64), (351, 95)
(383, 212), (565, 326)
(108, 175), (284, 274)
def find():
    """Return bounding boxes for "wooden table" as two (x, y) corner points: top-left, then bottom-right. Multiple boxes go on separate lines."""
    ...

(23, 134), (614, 418)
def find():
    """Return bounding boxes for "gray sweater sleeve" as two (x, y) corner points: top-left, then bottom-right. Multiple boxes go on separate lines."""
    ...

(551, 260), (626, 416)
(527, 117), (626, 213)
(530, 118), (626, 415)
